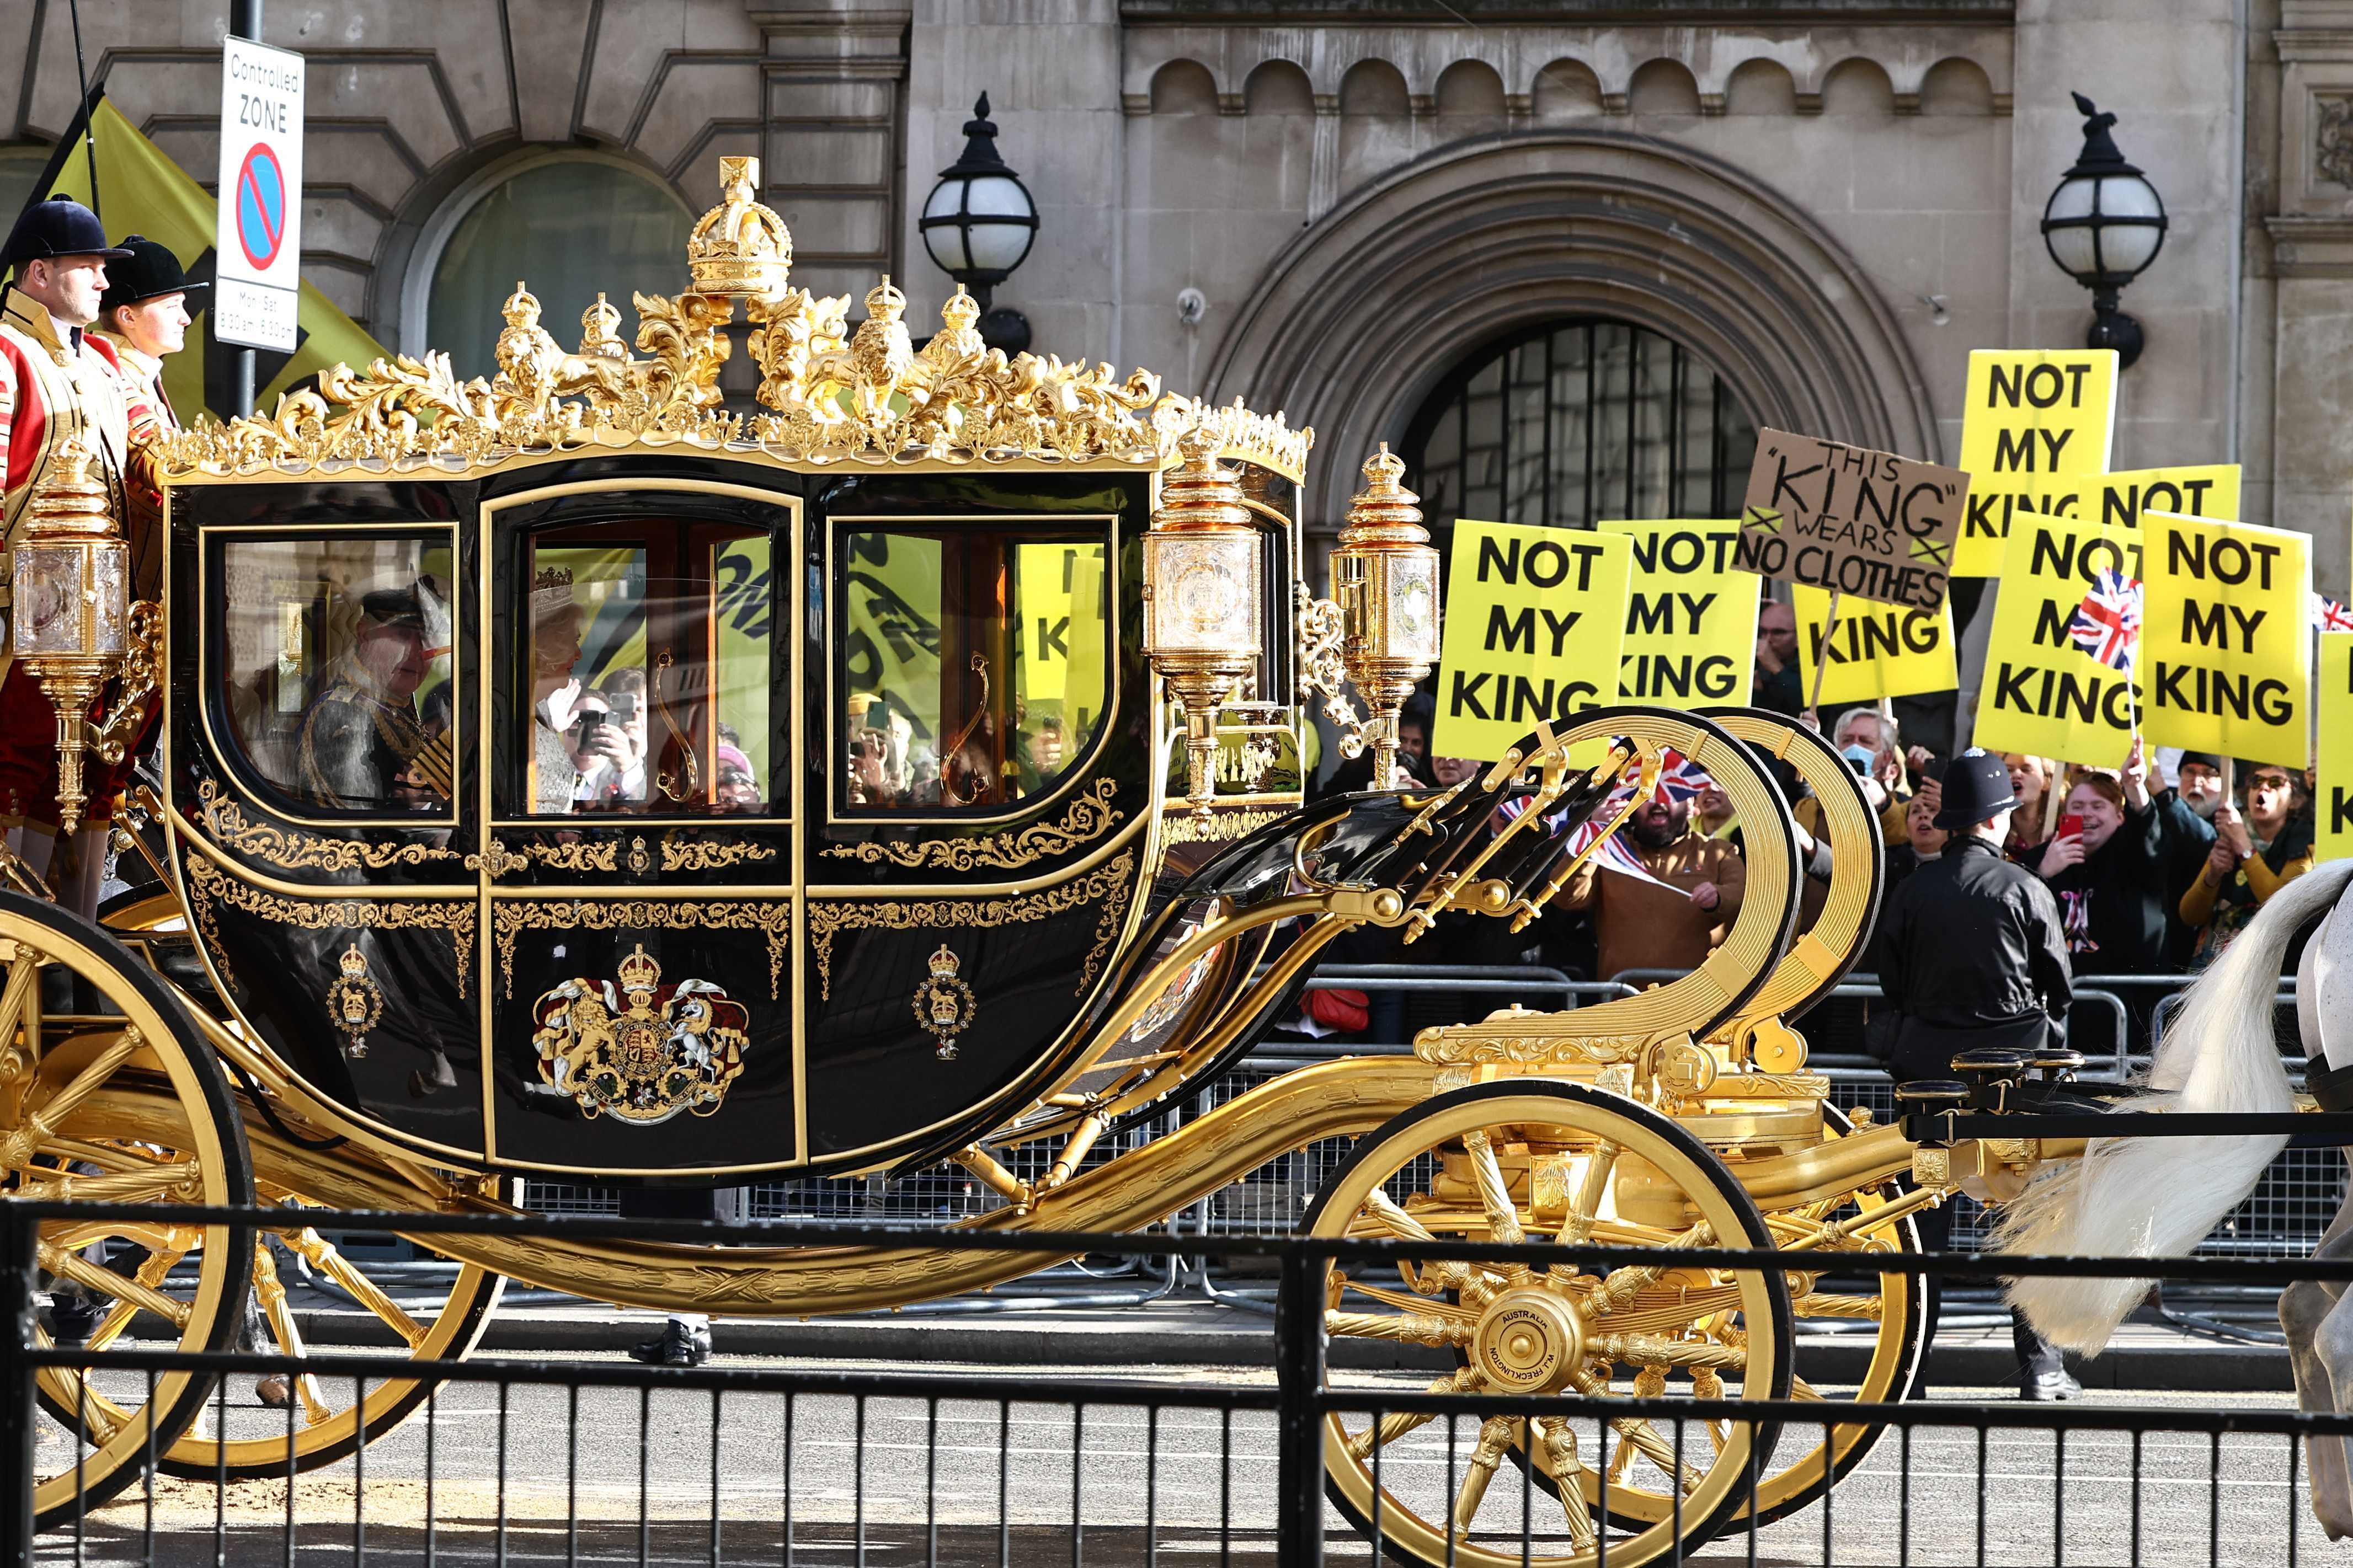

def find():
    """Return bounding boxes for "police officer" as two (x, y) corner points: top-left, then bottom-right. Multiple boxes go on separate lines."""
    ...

(1877, 747), (2079, 1400)
(0, 196), (162, 909)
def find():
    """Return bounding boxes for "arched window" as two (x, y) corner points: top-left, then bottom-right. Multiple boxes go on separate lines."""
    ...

(406, 153), (694, 379)
(1402, 319), (1758, 529)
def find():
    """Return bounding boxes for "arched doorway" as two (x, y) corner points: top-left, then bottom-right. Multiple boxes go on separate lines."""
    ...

(1402, 317), (1758, 530)
(1205, 130), (1936, 535)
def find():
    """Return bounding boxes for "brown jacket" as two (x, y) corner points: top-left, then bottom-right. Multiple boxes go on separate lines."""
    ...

(1561, 827), (1746, 982)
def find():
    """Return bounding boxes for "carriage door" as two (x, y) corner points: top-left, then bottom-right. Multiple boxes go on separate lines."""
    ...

(480, 484), (799, 1179)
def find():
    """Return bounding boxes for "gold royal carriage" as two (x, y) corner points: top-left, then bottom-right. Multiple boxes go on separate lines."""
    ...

(0, 155), (2070, 1565)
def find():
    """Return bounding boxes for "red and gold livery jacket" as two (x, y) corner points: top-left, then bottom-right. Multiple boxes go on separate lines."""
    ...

(0, 287), (164, 594)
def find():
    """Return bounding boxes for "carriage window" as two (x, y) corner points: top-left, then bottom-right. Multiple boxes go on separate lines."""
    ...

(217, 536), (456, 815)
(839, 527), (1108, 811)
(523, 535), (773, 816)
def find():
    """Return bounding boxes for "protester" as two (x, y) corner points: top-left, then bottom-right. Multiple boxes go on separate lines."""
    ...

(1317, 693), (1436, 795)
(2000, 752), (2059, 863)
(1693, 776), (1737, 839)
(1559, 784), (1744, 982)
(2173, 752), (2226, 821)
(2180, 759), (2315, 968)
(2153, 751), (2223, 966)
(1795, 708), (1912, 847)
(2034, 741), (2180, 977)
(1754, 598), (1802, 717)
(1875, 748), (2077, 1401)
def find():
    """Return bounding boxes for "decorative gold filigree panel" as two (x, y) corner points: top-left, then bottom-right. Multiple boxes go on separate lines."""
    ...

(1157, 806), (1285, 847)
(183, 856), (477, 998)
(821, 779), (1122, 871)
(196, 780), (461, 871)
(660, 836), (780, 874)
(805, 852), (1136, 1003)
(492, 899), (794, 1000)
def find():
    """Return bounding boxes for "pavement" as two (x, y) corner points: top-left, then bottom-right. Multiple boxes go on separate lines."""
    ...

(283, 1289), (2298, 1392)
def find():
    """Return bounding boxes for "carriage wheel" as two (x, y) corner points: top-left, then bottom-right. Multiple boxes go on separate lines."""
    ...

(1308, 1080), (1793, 1568)
(143, 1185), (505, 1480)
(0, 891), (256, 1531)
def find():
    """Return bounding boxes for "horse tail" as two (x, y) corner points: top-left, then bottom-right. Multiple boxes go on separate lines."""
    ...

(1999, 856), (2353, 1355)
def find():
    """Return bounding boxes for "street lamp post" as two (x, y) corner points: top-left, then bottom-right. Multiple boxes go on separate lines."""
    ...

(2040, 92), (2169, 369)
(919, 93), (1040, 356)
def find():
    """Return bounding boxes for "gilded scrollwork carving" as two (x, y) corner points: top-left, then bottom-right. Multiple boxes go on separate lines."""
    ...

(806, 852), (1136, 1003)
(660, 836), (780, 874)
(1294, 584), (1367, 758)
(492, 899), (794, 1000)
(526, 840), (619, 874)
(196, 780), (462, 873)
(821, 779), (1122, 871)
(154, 157), (1310, 483)
(183, 856), (476, 998)
(1411, 1025), (1652, 1068)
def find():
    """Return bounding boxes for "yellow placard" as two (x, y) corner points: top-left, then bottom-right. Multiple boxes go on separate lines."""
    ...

(2318, 634), (2353, 863)
(1597, 520), (1756, 709)
(2142, 512), (2312, 768)
(2055, 464), (2240, 531)
(1433, 521), (1631, 762)
(1970, 512), (2145, 768)
(1953, 350), (2119, 576)
(1794, 586), (1957, 705)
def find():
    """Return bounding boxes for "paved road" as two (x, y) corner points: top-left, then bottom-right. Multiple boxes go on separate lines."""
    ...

(34, 1354), (2323, 1565)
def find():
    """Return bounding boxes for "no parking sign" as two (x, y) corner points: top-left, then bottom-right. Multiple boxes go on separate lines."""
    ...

(214, 37), (305, 352)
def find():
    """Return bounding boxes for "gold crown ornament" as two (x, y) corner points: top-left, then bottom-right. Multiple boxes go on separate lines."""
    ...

(687, 156), (793, 297)
(617, 943), (661, 995)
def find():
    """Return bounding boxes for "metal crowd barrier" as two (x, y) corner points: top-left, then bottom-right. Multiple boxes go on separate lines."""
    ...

(9, 1199), (2353, 1566)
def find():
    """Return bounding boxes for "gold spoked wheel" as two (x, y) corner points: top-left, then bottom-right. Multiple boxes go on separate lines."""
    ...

(141, 1186), (504, 1480)
(0, 891), (255, 1532)
(1308, 1080), (1793, 1568)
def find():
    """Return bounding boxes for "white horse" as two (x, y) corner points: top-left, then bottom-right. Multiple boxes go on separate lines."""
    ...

(1996, 855), (2353, 1534)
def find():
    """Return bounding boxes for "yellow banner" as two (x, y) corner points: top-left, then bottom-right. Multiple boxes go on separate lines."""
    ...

(1953, 349), (2118, 576)
(1597, 519), (1755, 709)
(1794, 586), (1957, 705)
(1433, 521), (1630, 762)
(1971, 512), (2144, 767)
(2055, 464), (2240, 531)
(2319, 634), (2353, 863)
(2142, 512), (2312, 767)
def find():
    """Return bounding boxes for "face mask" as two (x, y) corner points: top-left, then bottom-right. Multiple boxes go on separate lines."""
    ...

(1842, 745), (1877, 775)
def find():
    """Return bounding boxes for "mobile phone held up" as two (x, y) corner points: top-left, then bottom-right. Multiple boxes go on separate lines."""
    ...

(2056, 812), (2085, 843)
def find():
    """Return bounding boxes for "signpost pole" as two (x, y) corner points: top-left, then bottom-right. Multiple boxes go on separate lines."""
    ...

(1807, 589), (1843, 717)
(227, 0), (263, 416)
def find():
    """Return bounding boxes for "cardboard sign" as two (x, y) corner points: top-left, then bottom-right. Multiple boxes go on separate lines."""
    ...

(1794, 586), (1957, 705)
(1597, 520), (1756, 709)
(2318, 634), (2353, 863)
(1735, 430), (1968, 612)
(1433, 521), (1631, 762)
(1952, 350), (2118, 577)
(1971, 512), (2145, 768)
(2142, 512), (2312, 768)
(2055, 464), (2240, 532)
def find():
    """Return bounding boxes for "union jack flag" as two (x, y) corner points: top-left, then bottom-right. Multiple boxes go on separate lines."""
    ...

(2315, 593), (2353, 634)
(2067, 569), (2142, 671)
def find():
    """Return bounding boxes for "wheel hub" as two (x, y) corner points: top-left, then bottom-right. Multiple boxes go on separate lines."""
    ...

(1472, 1286), (1583, 1392)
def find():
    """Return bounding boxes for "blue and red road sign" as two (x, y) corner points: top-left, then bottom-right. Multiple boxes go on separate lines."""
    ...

(234, 144), (287, 271)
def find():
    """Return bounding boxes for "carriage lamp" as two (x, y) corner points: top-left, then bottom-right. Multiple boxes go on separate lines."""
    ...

(8, 437), (129, 836)
(919, 94), (1039, 355)
(1144, 427), (1264, 817)
(1331, 445), (1440, 789)
(2041, 93), (2168, 369)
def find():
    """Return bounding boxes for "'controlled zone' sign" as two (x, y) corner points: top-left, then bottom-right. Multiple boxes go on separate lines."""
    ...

(215, 37), (305, 352)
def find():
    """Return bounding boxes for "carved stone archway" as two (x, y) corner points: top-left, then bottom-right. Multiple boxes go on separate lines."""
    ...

(1204, 130), (1940, 534)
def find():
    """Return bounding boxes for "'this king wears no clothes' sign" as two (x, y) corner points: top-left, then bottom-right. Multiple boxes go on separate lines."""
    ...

(1733, 429), (1970, 614)
(215, 37), (305, 352)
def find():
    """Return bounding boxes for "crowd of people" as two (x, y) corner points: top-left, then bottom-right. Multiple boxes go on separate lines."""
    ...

(1294, 620), (2322, 1048)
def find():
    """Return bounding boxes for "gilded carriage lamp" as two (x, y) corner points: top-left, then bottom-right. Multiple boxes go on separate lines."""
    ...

(1143, 427), (1264, 816)
(1331, 445), (1439, 788)
(9, 438), (130, 836)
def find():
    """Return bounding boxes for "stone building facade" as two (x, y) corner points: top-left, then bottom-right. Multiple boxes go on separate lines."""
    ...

(0, 0), (2336, 591)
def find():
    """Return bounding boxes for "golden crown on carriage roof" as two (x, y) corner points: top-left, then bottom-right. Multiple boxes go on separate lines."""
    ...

(152, 155), (1310, 481)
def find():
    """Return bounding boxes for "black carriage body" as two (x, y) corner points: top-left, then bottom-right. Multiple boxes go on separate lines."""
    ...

(164, 449), (1294, 1181)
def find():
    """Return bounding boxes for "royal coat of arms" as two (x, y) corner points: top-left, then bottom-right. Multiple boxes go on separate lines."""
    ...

(527, 944), (750, 1123)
